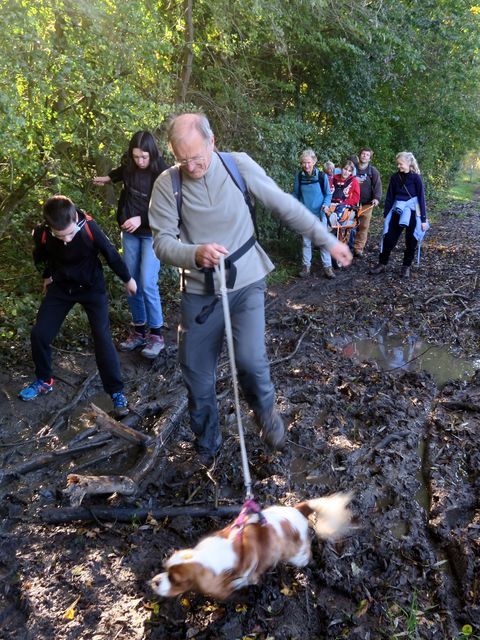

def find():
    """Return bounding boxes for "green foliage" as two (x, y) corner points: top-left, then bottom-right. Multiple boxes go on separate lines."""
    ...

(0, 0), (479, 350)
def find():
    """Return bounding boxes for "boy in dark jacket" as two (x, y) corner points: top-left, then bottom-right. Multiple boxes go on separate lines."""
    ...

(18, 195), (137, 416)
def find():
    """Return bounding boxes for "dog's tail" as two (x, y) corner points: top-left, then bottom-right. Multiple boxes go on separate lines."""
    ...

(296, 493), (352, 539)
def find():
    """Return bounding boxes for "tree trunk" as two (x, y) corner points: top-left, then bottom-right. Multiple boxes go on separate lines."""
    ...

(176, 0), (194, 104)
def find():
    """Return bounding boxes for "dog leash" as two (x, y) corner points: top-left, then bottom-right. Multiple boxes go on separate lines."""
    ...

(218, 255), (253, 500)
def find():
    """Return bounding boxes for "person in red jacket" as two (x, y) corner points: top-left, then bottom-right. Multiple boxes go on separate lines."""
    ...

(327, 160), (360, 229)
(331, 160), (360, 206)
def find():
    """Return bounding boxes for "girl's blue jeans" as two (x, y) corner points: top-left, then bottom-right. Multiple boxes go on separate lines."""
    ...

(121, 232), (163, 328)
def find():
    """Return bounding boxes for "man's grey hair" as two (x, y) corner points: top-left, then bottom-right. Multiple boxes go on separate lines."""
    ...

(300, 148), (317, 163)
(167, 113), (214, 146)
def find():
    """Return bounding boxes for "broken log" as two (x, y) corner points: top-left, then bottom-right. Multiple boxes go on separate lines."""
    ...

(0, 438), (110, 484)
(70, 442), (137, 473)
(37, 370), (99, 436)
(90, 404), (151, 445)
(439, 401), (480, 413)
(64, 474), (137, 507)
(41, 503), (241, 524)
(129, 395), (188, 486)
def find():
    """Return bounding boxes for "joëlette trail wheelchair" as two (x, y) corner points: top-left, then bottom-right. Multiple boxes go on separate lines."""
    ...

(325, 202), (374, 246)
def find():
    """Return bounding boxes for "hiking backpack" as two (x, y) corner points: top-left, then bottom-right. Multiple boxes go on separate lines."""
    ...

(168, 151), (259, 237)
(297, 168), (328, 201)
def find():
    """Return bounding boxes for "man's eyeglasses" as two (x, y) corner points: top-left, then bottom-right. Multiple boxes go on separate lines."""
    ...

(175, 155), (206, 167)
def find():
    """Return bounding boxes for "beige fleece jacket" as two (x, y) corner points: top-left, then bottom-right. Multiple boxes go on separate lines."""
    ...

(148, 151), (337, 294)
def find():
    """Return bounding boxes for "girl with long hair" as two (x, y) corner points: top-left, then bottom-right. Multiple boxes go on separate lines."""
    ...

(370, 151), (428, 279)
(94, 131), (169, 357)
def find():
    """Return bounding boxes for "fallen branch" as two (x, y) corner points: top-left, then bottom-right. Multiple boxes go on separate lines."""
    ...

(270, 324), (312, 366)
(438, 401), (480, 413)
(90, 403), (151, 445)
(64, 474), (137, 507)
(129, 395), (188, 486)
(424, 292), (470, 305)
(455, 305), (480, 321)
(375, 430), (410, 450)
(37, 370), (99, 436)
(41, 503), (241, 524)
(0, 438), (110, 484)
(70, 442), (137, 473)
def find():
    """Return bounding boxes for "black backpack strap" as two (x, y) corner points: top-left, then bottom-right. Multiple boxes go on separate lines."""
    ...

(216, 151), (259, 238)
(317, 170), (327, 197)
(169, 166), (183, 228)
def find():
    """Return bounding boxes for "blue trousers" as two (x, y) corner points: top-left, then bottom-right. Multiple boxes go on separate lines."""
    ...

(302, 211), (332, 268)
(122, 232), (163, 328)
(178, 279), (275, 456)
(31, 282), (123, 394)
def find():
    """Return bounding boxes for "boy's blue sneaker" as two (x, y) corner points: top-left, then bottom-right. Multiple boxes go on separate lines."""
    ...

(111, 391), (129, 418)
(18, 378), (54, 401)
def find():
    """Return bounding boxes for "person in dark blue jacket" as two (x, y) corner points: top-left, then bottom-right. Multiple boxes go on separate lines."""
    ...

(18, 195), (137, 416)
(293, 149), (334, 278)
(370, 151), (428, 279)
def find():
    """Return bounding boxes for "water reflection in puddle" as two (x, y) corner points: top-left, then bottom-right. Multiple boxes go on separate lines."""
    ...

(342, 333), (477, 387)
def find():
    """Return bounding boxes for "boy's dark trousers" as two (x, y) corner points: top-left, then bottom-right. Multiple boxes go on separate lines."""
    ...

(31, 282), (123, 394)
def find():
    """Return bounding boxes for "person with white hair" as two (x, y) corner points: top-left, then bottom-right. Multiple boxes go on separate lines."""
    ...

(293, 149), (334, 279)
(148, 112), (352, 466)
(370, 151), (427, 279)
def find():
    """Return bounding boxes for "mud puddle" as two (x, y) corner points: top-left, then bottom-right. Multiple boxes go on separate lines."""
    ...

(342, 332), (477, 387)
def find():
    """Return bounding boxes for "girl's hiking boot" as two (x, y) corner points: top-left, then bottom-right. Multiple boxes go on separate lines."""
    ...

(111, 391), (129, 418)
(141, 334), (165, 359)
(118, 329), (147, 352)
(18, 378), (54, 401)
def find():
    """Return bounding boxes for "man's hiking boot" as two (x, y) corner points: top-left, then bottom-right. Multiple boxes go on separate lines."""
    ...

(118, 329), (147, 352)
(369, 264), (386, 275)
(324, 267), (336, 279)
(18, 378), (54, 401)
(141, 334), (165, 359)
(401, 266), (411, 279)
(254, 409), (286, 451)
(298, 266), (311, 278)
(111, 391), (129, 418)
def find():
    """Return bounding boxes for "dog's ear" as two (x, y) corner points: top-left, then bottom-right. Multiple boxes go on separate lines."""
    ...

(168, 563), (196, 592)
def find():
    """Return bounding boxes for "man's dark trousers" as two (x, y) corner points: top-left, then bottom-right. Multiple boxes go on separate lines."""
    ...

(178, 278), (275, 457)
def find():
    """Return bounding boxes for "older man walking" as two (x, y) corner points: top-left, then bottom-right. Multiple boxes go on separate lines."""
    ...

(149, 113), (352, 465)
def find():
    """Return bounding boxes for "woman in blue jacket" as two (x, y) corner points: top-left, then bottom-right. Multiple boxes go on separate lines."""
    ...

(293, 149), (334, 279)
(370, 151), (428, 279)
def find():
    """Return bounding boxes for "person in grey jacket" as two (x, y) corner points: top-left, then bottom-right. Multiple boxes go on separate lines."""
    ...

(149, 112), (352, 465)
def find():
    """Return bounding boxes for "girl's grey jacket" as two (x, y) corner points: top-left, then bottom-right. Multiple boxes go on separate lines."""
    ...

(148, 151), (337, 295)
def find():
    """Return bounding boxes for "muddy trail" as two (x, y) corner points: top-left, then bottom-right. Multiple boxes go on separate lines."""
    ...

(0, 199), (479, 640)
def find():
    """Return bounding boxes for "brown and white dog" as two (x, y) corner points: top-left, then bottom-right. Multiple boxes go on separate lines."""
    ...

(150, 493), (351, 600)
